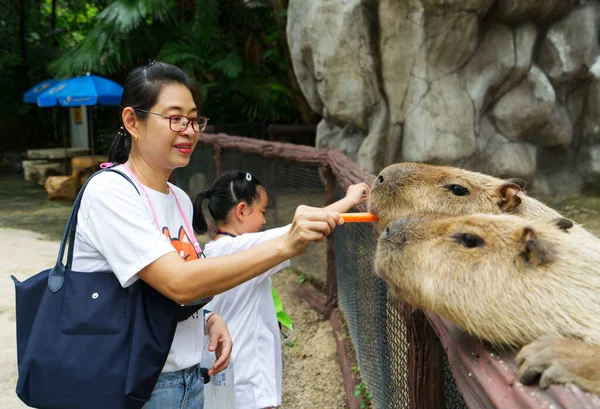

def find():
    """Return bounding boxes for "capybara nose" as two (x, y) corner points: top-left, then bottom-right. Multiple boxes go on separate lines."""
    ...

(380, 217), (414, 249)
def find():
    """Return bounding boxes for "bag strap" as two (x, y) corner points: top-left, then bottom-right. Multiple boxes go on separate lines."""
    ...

(48, 165), (139, 292)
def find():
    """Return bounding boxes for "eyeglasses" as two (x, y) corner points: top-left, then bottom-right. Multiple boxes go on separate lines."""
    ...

(134, 109), (209, 133)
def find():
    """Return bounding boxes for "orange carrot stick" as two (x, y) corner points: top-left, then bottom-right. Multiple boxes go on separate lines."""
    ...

(339, 213), (379, 223)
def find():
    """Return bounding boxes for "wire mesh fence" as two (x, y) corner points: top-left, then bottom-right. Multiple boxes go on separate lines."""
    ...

(173, 133), (594, 409)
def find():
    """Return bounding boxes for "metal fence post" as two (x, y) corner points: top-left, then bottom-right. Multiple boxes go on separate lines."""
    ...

(321, 165), (338, 318)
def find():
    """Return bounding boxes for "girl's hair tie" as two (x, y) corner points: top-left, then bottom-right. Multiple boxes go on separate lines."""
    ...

(245, 173), (252, 182)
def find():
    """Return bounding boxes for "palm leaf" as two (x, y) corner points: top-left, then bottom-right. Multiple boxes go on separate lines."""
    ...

(210, 51), (243, 78)
(98, 0), (175, 32)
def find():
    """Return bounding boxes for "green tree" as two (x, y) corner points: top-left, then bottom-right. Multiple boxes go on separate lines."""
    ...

(49, 0), (315, 125)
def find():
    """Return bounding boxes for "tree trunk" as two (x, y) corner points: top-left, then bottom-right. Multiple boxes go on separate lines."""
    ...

(270, 0), (319, 125)
(17, 0), (30, 91)
(50, 0), (56, 30)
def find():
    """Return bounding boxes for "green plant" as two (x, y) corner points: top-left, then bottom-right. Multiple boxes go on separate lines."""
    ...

(48, 0), (299, 125)
(351, 365), (373, 409)
(298, 274), (305, 284)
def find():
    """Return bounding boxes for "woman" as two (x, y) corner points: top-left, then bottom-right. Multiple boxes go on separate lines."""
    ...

(71, 61), (342, 409)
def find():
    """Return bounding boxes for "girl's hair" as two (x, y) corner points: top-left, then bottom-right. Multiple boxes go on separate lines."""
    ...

(193, 171), (264, 234)
(108, 61), (202, 163)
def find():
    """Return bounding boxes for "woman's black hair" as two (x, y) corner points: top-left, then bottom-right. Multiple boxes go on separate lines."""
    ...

(193, 171), (264, 234)
(108, 61), (202, 164)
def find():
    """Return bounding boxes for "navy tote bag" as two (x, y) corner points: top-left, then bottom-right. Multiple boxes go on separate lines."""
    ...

(11, 168), (180, 409)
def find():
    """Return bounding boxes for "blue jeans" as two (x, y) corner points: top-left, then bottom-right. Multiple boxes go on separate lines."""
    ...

(143, 364), (205, 409)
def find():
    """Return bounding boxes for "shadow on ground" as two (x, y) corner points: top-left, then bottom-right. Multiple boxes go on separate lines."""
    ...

(0, 173), (71, 241)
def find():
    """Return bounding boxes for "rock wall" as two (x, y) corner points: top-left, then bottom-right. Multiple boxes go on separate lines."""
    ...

(287, 0), (600, 199)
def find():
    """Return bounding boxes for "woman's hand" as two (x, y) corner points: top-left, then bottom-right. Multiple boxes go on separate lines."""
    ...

(345, 182), (370, 207)
(284, 205), (342, 256)
(205, 313), (232, 375)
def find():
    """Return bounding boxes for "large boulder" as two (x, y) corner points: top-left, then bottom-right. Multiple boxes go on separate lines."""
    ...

(288, 0), (600, 200)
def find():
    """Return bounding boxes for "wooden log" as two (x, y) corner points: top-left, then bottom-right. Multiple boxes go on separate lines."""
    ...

(71, 155), (108, 171)
(44, 173), (81, 200)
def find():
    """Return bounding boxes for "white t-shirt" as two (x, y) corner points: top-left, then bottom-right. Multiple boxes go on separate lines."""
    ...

(72, 167), (206, 373)
(204, 225), (291, 409)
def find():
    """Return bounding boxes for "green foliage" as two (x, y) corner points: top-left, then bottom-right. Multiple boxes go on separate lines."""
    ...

(351, 365), (373, 409)
(1, 0), (302, 153)
(49, 0), (298, 125)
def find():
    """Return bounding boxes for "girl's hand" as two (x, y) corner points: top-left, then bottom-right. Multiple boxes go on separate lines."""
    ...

(205, 313), (232, 375)
(284, 205), (342, 256)
(345, 182), (370, 207)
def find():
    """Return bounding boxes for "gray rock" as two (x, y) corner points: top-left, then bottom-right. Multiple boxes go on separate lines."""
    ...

(379, 0), (424, 124)
(527, 104), (573, 147)
(496, 23), (538, 97)
(403, 74), (476, 163)
(531, 167), (584, 201)
(287, 0), (600, 200)
(287, 0), (383, 128)
(539, 4), (600, 85)
(581, 57), (600, 145)
(489, 0), (574, 24)
(474, 118), (538, 180)
(578, 144), (600, 184)
(465, 24), (515, 125)
(421, 0), (495, 14)
(413, 12), (480, 81)
(491, 66), (556, 140)
(315, 119), (366, 163)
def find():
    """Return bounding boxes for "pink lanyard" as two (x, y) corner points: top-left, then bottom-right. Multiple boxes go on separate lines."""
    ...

(119, 164), (202, 256)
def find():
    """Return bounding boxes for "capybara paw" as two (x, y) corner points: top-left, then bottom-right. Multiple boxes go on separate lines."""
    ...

(516, 336), (581, 388)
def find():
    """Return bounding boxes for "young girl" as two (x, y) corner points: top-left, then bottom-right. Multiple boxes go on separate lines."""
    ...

(193, 171), (370, 409)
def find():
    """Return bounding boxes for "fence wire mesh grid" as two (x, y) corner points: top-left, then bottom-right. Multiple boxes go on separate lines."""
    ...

(177, 146), (328, 285)
(443, 351), (468, 409)
(174, 141), (469, 409)
(334, 183), (410, 409)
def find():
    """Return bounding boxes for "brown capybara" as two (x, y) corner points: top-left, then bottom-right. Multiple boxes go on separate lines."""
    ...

(374, 213), (600, 395)
(368, 162), (596, 239)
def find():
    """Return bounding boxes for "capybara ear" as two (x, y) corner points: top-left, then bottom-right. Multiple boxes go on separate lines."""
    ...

(519, 227), (555, 266)
(552, 217), (574, 232)
(499, 183), (522, 212)
(506, 178), (527, 193)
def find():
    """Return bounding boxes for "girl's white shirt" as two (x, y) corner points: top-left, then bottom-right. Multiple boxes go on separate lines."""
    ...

(203, 224), (291, 409)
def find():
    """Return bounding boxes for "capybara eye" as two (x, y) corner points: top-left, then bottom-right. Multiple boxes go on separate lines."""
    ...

(447, 184), (469, 196)
(453, 233), (484, 248)
(376, 175), (384, 184)
(382, 227), (390, 239)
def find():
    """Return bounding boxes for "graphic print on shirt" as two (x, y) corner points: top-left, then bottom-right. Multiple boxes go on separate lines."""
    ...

(163, 226), (199, 261)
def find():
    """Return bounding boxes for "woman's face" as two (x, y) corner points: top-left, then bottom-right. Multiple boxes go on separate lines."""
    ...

(136, 83), (200, 171)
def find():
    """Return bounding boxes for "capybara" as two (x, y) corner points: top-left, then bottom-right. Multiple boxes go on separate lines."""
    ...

(375, 213), (600, 395)
(368, 162), (596, 239)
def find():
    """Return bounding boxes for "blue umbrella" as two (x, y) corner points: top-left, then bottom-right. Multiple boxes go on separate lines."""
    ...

(37, 73), (123, 107)
(23, 79), (60, 103)
(37, 73), (124, 156)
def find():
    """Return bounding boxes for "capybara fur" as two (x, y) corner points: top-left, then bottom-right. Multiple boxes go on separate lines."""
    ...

(368, 162), (596, 239)
(375, 213), (600, 394)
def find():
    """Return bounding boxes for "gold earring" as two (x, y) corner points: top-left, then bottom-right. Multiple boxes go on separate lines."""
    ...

(132, 134), (138, 141)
